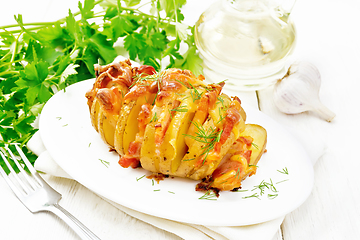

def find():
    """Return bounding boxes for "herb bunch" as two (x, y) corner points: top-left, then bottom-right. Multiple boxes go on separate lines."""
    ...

(0, 0), (203, 166)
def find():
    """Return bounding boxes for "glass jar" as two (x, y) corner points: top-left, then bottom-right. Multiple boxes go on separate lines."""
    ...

(195, 0), (296, 90)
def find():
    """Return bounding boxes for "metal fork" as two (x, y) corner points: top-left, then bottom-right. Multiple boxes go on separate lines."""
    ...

(0, 144), (101, 240)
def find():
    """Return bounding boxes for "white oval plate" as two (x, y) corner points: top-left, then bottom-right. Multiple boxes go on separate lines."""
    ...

(39, 79), (314, 226)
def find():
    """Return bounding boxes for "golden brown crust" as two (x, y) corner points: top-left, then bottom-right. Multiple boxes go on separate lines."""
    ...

(86, 60), (267, 193)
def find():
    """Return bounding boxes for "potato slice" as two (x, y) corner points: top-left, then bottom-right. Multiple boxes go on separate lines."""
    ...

(139, 105), (163, 172)
(210, 155), (257, 191)
(122, 96), (154, 154)
(189, 130), (238, 180)
(209, 124), (267, 190)
(240, 124), (267, 166)
(175, 117), (216, 178)
(98, 107), (118, 147)
(90, 98), (101, 132)
(114, 101), (135, 155)
(159, 91), (198, 174)
(208, 94), (231, 128)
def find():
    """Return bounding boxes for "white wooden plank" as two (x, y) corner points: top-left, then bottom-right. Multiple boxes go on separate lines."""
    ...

(0, 174), (181, 240)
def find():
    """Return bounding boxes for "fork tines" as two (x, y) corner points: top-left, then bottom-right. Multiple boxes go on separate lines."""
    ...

(0, 144), (41, 196)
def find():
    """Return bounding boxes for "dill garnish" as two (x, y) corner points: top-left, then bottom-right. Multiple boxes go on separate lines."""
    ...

(136, 175), (146, 181)
(98, 159), (110, 168)
(189, 84), (202, 102)
(243, 193), (260, 200)
(268, 193), (278, 199)
(277, 167), (289, 175)
(184, 122), (222, 164)
(276, 179), (289, 184)
(252, 179), (277, 195)
(251, 142), (259, 150)
(150, 112), (158, 123)
(199, 190), (218, 200)
(170, 105), (188, 112)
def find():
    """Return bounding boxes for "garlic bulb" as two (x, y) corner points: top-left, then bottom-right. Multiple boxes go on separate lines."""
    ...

(273, 61), (336, 122)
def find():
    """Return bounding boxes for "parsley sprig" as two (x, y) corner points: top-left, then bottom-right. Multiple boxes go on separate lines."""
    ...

(0, 0), (203, 168)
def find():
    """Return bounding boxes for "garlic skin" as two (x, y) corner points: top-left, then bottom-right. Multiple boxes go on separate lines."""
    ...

(273, 61), (336, 122)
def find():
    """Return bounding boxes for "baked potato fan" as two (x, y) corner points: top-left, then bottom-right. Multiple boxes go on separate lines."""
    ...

(85, 59), (267, 194)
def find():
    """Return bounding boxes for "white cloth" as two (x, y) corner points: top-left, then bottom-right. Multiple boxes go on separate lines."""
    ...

(28, 131), (284, 240)
(27, 75), (324, 240)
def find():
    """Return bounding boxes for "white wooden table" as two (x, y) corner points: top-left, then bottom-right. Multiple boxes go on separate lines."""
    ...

(1, 0), (360, 239)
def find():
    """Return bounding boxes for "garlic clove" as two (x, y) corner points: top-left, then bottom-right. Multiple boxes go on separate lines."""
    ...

(311, 98), (336, 122)
(273, 61), (336, 122)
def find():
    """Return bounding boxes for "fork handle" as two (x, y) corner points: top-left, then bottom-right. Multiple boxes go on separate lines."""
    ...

(47, 203), (101, 240)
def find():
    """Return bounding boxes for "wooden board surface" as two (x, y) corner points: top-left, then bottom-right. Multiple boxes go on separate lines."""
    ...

(1, 0), (360, 239)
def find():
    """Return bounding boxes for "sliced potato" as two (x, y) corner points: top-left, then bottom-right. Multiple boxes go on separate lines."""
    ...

(159, 94), (197, 174)
(98, 107), (118, 147)
(174, 117), (215, 178)
(211, 155), (257, 191)
(122, 96), (153, 154)
(208, 94), (231, 128)
(139, 121), (157, 172)
(240, 124), (267, 166)
(90, 98), (101, 132)
(139, 105), (163, 172)
(210, 124), (267, 190)
(114, 101), (135, 155)
(189, 129), (238, 180)
(87, 60), (268, 192)
(239, 105), (246, 122)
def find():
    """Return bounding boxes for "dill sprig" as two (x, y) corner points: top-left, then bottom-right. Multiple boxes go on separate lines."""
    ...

(242, 193), (260, 200)
(136, 174), (146, 181)
(199, 190), (218, 200)
(185, 122), (219, 144)
(189, 82), (202, 102)
(268, 193), (278, 199)
(216, 106), (226, 125)
(131, 72), (164, 105)
(170, 105), (188, 112)
(131, 72), (163, 88)
(217, 95), (226, 109)
(149, 112), (158, 123)
(277, 167), (289, 175)
(276, 179), (289, 184)
(98, 159), (110, 168)
(184, 122), (223, 164)
(252, 179), (278, 195)
(251, 142), (259, 150)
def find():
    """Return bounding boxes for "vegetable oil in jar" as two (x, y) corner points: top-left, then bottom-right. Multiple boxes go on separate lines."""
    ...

(195, 0), (296, 90)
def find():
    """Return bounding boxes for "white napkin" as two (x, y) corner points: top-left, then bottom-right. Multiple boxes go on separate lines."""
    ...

(28, 59), (325, 239)
(28, 131), (284, 240)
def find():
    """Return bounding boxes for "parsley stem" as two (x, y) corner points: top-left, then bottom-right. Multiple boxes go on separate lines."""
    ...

(0, 22), (58, 30)
(135, 1), (152, 11)
(116, 0), (122, 19)
(0, 59), (22, 69)
(10, 32), (22, 65)
(173, 0), (178, 23)
(0, 0), (105, 33)
(0, 71), (19, 77)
